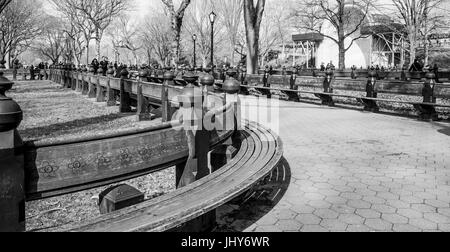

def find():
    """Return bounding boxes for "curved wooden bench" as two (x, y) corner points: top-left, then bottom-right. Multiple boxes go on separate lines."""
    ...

(0, 70), (285, 232)
(50, 121), (283, 232)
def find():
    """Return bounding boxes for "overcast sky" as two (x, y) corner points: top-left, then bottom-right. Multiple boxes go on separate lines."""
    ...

(43, 0), (450, 22)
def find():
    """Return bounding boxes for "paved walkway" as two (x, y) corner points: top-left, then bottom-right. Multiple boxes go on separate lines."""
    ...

(217, 96), (450, 232)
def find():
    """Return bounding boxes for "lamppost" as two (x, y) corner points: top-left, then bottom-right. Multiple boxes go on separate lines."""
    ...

(192, 34), (197, 69)
(209, 11), (216, 71)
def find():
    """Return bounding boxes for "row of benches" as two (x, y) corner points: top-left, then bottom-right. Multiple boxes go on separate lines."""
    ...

(222, 71), (450, 121)
(254, 68), (450, 82)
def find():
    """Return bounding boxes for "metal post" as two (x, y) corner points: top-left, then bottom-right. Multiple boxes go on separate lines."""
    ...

(106, 69), (116, 107)
(162, 72), (175, 122)
(0, 72), (25, 232)
(137, 69), (152, 121)
(119, 68), (132, 113)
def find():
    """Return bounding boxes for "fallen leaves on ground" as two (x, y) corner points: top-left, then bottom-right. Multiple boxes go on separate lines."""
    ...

(9, 80), (175, 232)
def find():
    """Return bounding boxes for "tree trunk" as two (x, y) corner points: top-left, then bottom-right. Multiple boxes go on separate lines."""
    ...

(338, 26), (345, 70)
(409, 33), (416, 67)
(246, 26), (259, 74)
(96, 29), (101, 61)
(243, 0), (266, 74)
(169, 21), (182, 68)
(423, 1), (430, 67)
(338, 41), (345, 70)
(424, 37), (429, 66)
(86, 45), (90, 65)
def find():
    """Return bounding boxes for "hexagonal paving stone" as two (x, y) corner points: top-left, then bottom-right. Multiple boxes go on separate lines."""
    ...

(393, 224), (422, 232)
(346, 225), (371, 232)
(413, 192), (437, 200)
(424, 213), (450, 224)
(338, 214), (365, 225)
(438, 224), (450, 232)
(371, 204), (397, 214)
(363, 196), (386, 204)
(386, 199), (411, 209)
(333, 185), (354, 193)
(381, 214), (409, 224)
(409, 219), (438, 230)
(397, 209), (424, 219)
(438, 208), (450, 217)
(425, 199), (450, 208)
(276, 220), (303, 232)
(257, 216), (279, 226)
(295, 214), (321, 225)
(320, 219), (348, 231)
(340, 193), (363, 200)
(356, 209), (381, 219)
(347, 200), (372, 209)
(300, 225), (329, 232)
(286, 196), (308, 205)
(314, 209), (339, 219)
(275, 209), (298, 220)
(304, 192), (326, 201)
(410, 204), (437, 213)
(368, 185), (390, 192)
(400, 196), (424, 204)
(308, 200), (332, 209)
(290, 204), (315, 214)
(325, 196), (348, 205)
(318, 189), (341, 197)
(377, 192), (400, 200)
(254, 225), (283, 232)
(347, 182), (368, 189)
(331, 205), (356, 214)
(365, 219), (393, 231)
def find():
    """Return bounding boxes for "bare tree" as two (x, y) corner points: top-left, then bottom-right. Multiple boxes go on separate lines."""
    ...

(293, 0), (374, 70)
(214, 0), (243, 65)
(259, 0), (292, 66)
(140, 13), (172, 67)
(111, 15), (142, 65)
(0, 0), (11, 14)
(32, 16), (66, 64)
(63, 22), (86, 66)
(161, 0), (191, 67)
(391, 0), (444, 66)
(55, 0), (128, 62)
(183, 0), (226, 67)
(243, 0), (266, 74)
(0, 0), (44, 67)
(51, 0), (95, 65)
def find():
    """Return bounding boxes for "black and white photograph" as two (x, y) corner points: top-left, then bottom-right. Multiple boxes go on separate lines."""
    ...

(1, 0), (450, 237)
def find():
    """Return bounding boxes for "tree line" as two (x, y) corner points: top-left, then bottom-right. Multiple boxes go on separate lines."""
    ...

(0, 0), (448, 72)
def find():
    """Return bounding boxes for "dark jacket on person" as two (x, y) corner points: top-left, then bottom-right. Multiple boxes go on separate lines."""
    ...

(409, 60), (423, 72)
(91, 59), (100, 74)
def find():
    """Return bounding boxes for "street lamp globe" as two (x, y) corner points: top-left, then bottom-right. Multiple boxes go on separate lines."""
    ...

(209, 11), (216, 24)
(192, 34), (197, 41)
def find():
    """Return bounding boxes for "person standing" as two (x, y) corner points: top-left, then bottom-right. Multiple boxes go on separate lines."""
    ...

(30, 65), (35, 80)
(91, 58), (100, 75)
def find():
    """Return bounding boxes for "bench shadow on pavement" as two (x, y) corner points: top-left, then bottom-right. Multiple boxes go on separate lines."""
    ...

(214, 157), (291, 232)
(438, 127), (450, 136)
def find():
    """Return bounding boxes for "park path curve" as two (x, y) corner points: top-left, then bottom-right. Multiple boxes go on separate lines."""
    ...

(231, 96), (450, 232)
